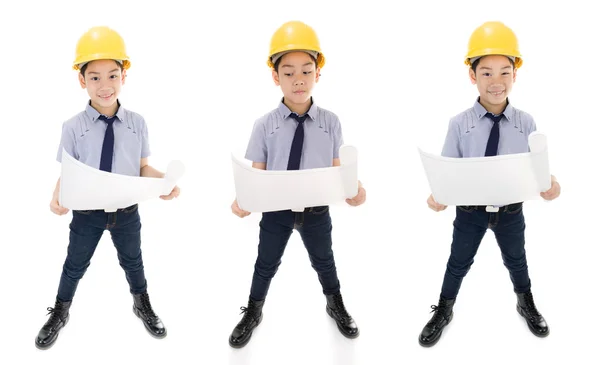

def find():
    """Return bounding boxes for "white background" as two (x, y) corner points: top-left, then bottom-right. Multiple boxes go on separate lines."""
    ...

(0, 0), (598, 364)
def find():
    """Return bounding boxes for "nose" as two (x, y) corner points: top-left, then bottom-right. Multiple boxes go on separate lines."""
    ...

(99, 82), (113, 92)
(491, 73), (504, 84)
(293, 78), (305, 86)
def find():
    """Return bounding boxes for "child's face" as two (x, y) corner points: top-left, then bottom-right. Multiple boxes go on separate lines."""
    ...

(469, 55), (516, 110)
(272, 51), (320, 109)
(79, 59), (125, 112)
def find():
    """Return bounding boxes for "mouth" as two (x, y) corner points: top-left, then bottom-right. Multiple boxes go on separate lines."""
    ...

(488, 90), (505, 97)
(293, 90), (306, 95)
(98, 93), (114, 100)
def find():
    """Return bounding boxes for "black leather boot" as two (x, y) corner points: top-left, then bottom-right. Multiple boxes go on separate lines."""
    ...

(229, 297), (265, 348)
(516, 290), (549, 337)
(325, 292), (359, 338)
(132, 292), (166, 338)
(35, 299), (72, 349)
(419, 296), (455, 347)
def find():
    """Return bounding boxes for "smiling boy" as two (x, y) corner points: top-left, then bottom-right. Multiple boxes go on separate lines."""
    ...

(35, 26), (179, 349)
(419, 21), (561, 347)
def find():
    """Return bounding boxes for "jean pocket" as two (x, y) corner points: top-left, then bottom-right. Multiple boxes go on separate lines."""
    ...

(505, 203), (523, 215)
(457, 206), (475, 213)
(122, 204), (139, 214)
(310, 206), (329, 215)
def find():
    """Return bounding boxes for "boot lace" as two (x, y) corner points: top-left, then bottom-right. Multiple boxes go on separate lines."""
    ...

(42, 305), (64, 330)
(428, 304), (447, 325)
(237, 303), (258, 329)
(523, 292), (541, 317)
(139, 293), (157, 319)
(332, 294), (351, 320)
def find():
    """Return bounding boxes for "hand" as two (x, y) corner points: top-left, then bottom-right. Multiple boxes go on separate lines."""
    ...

(160, 185), (181, 200)
(540, 176), (560, 201)
(50, 196), (69, 216)
(346, 186), (366, 206)
(427, 194), (447, 212)
(232, 199), (251, 218)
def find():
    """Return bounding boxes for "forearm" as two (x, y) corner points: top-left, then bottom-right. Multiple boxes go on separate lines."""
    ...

(53, 178), (60, 198)
(140, 165), (165, 178)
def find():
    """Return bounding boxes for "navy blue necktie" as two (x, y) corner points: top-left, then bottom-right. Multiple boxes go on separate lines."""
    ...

(484, 112), (503, 157)
(287, 113), (308, 170)
(98, 115), (116, 172)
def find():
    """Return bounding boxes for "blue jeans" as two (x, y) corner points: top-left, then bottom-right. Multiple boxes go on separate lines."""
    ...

(440, 203), (531, 299)
(56, 205), (148, 302)
(250, 206), (341, 301)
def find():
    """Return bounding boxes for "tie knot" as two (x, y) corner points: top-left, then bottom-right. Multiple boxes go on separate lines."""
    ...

(98, 115), (116, 124)
(290, 113), (307, 124)
(485, 112), (503, 124)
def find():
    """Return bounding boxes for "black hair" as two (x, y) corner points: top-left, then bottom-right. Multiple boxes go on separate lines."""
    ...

(80, 60), (124, 77)
(471, 56), (515, 72)
(273, 53), (318, 73)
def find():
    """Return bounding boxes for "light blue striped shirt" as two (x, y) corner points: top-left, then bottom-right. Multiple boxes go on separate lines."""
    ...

(442, 98), (537, 158)
(245, 99), (344, 170)
(56, 101), (150, 176)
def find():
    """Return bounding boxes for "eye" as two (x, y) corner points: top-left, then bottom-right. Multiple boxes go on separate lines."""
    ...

(91, 76), (99, 81)
(303, 71), (313, 75)
(110, 74), (119, 79)
(482, 73), (491, 77)
(284, 73), (293, 77)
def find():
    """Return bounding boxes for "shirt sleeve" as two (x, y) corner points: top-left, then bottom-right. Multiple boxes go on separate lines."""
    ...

(244, 119), (267, 163)
(56, 122), (77, 163)
(530, 118), (537, 134)
(140, 118), (151, 158)
(441, 119), (462, 158)
(332, 117), (344, 159)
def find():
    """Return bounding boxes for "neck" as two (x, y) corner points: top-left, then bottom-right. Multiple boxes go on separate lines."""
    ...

(283, 97), (312, 115)
(91, 100), (119, 117)
(479, 98), (507, 115)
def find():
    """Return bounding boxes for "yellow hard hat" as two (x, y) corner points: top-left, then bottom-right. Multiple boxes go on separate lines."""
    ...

(465, 21), (522, 68)
(267, 21), (325, 69)
(73, 26), (130, 71)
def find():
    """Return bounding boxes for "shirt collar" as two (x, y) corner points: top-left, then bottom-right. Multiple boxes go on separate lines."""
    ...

(85, 100), (125, 122)
(473, 97), (514, 122)
(277, 97), (318, 121)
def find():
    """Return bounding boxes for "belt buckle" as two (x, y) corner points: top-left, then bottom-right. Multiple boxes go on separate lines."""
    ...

(485, 206), (499, 213)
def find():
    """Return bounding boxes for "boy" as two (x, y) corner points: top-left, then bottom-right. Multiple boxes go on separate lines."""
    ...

(419, 21), (561, 347)
(35, 26), (180, 349)
(228, 20), (367, 348)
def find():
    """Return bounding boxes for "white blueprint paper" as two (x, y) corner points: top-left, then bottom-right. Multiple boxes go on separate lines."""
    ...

(419, 132), (551, 206)
(59, 148), (185, 212)
(232, 145), (359, 213)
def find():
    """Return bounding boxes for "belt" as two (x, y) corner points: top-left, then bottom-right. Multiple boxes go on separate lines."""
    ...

(75, 204), (138, 213)
(458, 202), (522, 213)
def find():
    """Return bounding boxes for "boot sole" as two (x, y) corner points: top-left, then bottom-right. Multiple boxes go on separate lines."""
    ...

(229, 314), (263, 349)
(326, 306), (360, 339)
(516, 305), (550, 338)
(133, 307), (167, 339)
(34, 315), (70, 350)
(418, 311), (453, 348)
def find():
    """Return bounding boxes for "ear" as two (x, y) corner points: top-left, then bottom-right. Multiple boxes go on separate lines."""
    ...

(315, 66), (321, 83)
(512, 67), (517, 83)
(272, 69), (280, 86)
(78, 72), (86, 89)
(121, 69), (127, 85)
(469, 67), (477, 85)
